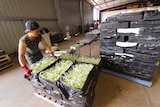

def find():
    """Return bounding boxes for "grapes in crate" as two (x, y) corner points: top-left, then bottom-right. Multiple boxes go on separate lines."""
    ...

(62, 63), (94, 89)
(76, 56), (101, 65)
(41, 60), (73, 81)
(30, 57), (57, 74)
(60, 54), (78, 60)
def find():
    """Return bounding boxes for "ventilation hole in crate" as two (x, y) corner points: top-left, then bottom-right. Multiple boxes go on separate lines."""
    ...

(124, 36), (129, 42)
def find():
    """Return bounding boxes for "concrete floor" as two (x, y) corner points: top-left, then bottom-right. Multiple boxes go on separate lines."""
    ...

(0, 33), (160, 107)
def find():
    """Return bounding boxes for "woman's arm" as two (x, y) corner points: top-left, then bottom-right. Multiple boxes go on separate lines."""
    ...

(18, 40), (27, 67)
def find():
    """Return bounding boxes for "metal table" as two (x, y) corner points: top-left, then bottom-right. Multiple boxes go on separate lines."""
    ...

(77, 34), (98, 56)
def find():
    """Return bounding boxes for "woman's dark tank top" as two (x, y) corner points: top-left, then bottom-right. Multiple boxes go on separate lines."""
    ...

(20, 34), (43, 65)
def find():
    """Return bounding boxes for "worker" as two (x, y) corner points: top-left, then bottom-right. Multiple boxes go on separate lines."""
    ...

(18, 21), (54, 77)
(94, 20), (99, 29)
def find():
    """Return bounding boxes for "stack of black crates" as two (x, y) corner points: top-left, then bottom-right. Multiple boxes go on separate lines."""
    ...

(30, 55), (101, 107)
(100, 9), (160, 82)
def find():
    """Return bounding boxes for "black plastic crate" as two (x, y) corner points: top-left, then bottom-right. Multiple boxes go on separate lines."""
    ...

(129, 61), (158, 72)
(143, 10), (160, 21)
(100, 46), (124, 54)
(106, 22), (129, 28)
(130, 20), (160, 28)
(58, 63), (96, 99)
(61, 90), (95, 107)
(106, 15), (119, 23)
(100, 32), (117, 39)
(128, 37), (158, 44)
(100, 28), (117, 33)
(30, 76), (45, 91)
(100, 41), (115, 48)
(42, 85), (64, 100)
(100, 35), (125, 43)
(30, 56), (58, 75)
(99, 23), (106, 29)
(137, 43), (160, 55)
(138, 33), (160, 41)
(117, 12), (143, 21)
(126, 50), (160, 63)
(139, 26), (160, 34)
(38, 59), (74, 89)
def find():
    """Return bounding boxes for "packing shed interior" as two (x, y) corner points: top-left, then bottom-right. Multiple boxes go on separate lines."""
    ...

(0, 0), (93, 54)
(0, 0), (160, 107)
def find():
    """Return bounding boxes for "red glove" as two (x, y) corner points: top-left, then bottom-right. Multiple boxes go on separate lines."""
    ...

(50, 52), (55, 57)
(22, 65), (32, 76)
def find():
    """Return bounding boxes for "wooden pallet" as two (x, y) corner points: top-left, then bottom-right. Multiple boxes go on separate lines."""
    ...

(0, 50), (5, 55)
(0, 54), (15, 71)
(34, 90), (64, 107)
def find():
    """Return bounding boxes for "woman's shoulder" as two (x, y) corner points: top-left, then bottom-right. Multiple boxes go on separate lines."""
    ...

(20, 34), (28, 42)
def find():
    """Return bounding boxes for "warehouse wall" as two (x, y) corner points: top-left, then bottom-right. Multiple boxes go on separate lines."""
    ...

(0, 0), (59, 54)
(57, 0), (81, 36)
(83, 1), (93, 32)
(57, 0), (93, 36)
(0, 0), (93, 54)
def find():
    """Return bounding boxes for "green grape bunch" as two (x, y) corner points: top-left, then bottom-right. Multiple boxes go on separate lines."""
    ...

(60, 54), (78, 60)
(30, 57), (57, 74)
(76, 56), (101, 65)
(62, 63), (94, 89)
(41, 60), (73, 81)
